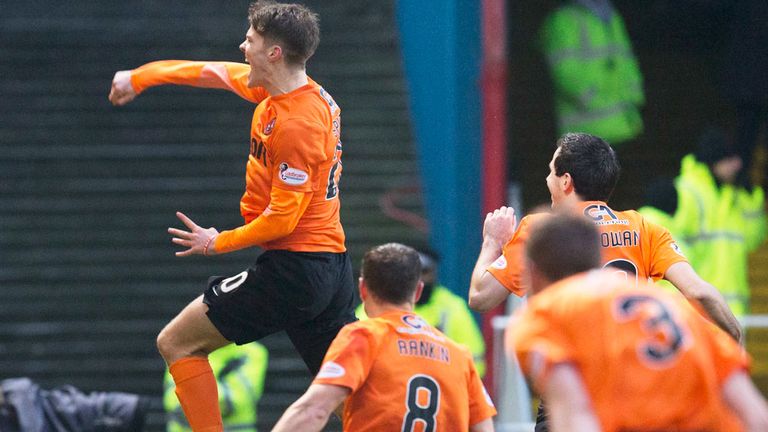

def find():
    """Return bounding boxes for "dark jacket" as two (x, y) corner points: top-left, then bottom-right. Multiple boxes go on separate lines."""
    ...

(0, 378), (147, 432)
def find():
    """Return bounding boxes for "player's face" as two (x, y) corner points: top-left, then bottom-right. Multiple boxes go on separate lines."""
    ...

(546, 147), (564, 208)
(240, 26), (269, 88)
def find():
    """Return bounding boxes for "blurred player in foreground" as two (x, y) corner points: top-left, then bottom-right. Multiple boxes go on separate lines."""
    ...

(507, 214), (768, 432)
(109, 2), (356, 431)
(470, 132), (741, 342)
(272, 243), (496, 432)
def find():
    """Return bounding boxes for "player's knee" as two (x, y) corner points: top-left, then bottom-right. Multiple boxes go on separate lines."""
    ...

(156, 326), (177, 363)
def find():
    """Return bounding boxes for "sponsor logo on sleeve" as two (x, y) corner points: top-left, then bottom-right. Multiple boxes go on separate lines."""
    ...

(316, 361), (346, 379)
(671, 242), (685, 257)
(491, 255), (507, 270)
(278, 162), (309, 186)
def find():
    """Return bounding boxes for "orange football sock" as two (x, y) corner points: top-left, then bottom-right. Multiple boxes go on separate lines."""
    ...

(169, 356), (223, 432)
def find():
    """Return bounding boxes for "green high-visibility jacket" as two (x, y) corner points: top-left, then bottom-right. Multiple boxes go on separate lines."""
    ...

(540, 3), (644, 144)
(675, 154), (767, 317)
(355, 285), (486, 376)
(164, 343), (268, 432)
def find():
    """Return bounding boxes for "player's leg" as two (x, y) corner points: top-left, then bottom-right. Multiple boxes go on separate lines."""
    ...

(157, 295), (232, 432)
(285, 252), (357, 375)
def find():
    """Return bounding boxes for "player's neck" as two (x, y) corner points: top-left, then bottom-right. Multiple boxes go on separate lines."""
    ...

(264, 67), (309, 96)
(365, 301), (413, 318)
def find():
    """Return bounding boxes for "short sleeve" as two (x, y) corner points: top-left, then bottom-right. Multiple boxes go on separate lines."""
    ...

(313, 323), (377, 392)
(271, 118), (328, 193)
(646, 220), (688, 280)
(466, 354), (497, 424)
(505, 299), (576, 386)
(487, 215), (536, 296)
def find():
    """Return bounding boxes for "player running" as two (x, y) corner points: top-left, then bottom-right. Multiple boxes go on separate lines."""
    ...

(109, 2), (355, 431)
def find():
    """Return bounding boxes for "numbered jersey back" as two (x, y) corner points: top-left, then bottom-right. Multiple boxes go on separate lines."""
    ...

(509, 271), (746, 431)
(314, 311), (496, 432)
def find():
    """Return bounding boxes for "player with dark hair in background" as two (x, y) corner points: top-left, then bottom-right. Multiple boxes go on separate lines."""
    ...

(272, 243), (496, 432)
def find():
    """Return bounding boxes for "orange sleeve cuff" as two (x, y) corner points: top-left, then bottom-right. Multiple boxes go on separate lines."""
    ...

(215, 188), (312, 253)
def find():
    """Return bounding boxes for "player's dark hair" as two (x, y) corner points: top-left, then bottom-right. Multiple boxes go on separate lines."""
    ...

(248, 1), (320, 67)
(554, 132), (620, 201)
(526, 214), (601, 282)
(362, 243), (421, 304)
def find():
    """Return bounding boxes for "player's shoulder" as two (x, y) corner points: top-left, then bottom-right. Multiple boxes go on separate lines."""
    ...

(520, 212), (549, 225)
(516, 212), (550, 235)
(531, 270), (625, 309)
(296, 78), (340, 117)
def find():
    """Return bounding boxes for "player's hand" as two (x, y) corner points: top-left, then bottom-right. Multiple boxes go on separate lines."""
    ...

(108, 70), (137, 106)
(168, 212), (220, 257)
(482, 206), (516, 248)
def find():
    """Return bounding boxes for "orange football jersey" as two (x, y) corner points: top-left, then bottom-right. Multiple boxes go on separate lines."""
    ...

(488, 201), (687, 296)
(507, 270), (748, 431)
(130, 60), (345, 253)
(314, 311), (496, 431)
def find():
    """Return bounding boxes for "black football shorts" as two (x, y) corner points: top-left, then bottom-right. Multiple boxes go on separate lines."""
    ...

(203, 250), (357, 374)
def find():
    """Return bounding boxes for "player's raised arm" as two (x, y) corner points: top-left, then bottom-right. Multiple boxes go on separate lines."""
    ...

(108, 60), (268, 106)
(469, 206), (516, 312)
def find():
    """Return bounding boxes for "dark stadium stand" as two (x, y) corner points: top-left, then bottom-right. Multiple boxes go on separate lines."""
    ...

(0, 1), (424, 430)
(747, 245), (768, 393)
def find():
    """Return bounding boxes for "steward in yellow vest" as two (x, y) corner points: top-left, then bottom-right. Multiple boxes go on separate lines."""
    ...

(540, 0), (644, 145)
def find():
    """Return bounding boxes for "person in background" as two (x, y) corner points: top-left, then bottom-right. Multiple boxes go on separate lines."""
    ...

(164, 343), (268, 432)
(272, 243), (496, 432)
(539, 0), (644, 146)
(470, 133), (741, 342)
(673, 128), (767, 318)
(507, 213), (768, 432)
(355, 248), (486, 375)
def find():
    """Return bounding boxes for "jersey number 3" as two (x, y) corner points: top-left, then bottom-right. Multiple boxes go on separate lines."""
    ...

(615, 294), (686, 365)
(402, 374), (440, 432)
